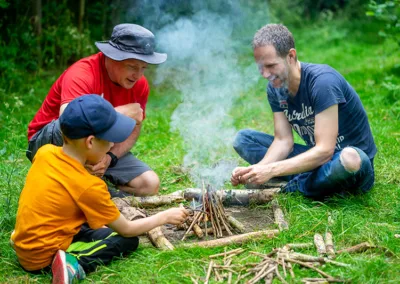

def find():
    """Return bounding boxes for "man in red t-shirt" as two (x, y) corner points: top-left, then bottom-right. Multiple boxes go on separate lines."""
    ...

(26, 23), (167, 197)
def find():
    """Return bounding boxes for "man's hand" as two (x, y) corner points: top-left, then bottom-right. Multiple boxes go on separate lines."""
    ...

(231, 167), (248, 186)
(85, 154), (112, 178)
(232, 165), (275, 185)
(114, 103), (143, 124)
(160, 207), (189, 225)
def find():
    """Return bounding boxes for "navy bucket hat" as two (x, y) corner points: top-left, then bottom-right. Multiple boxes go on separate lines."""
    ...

(60, 94), (136, 143)
(95, 24), (167, 64)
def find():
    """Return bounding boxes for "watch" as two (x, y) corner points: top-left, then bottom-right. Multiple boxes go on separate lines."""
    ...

(107, 152), (118, 168)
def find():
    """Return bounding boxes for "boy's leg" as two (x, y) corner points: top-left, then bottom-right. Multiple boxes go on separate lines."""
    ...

(282, 147), (375, 198)
(26, 120), (63, 162)
(52, 250), (86, 284)
(67, 224), (139, 273)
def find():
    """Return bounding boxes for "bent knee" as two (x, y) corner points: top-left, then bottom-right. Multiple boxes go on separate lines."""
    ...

(233, 129), (252, 150)
(141, 171), (160, 195)
(340, 147), (361, 173)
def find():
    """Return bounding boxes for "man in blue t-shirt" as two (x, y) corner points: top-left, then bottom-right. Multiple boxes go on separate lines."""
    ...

(231, 24), (376, 198)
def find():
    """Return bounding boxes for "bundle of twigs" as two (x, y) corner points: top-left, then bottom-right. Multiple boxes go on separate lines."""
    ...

(194, 241), (350, 284)
(181, 184), (243, 241)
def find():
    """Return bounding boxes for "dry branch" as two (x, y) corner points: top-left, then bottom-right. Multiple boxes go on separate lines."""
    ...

(325, 232), (335, 259)
(147, 226), (174, 250)
(180, 230), (279, 248)
(272, 199), (289, 231)
(227, 215), (245, 233)
(284, 258), (333, 279)
(314, 233), (327, 256)
(283, 243), (313, 250)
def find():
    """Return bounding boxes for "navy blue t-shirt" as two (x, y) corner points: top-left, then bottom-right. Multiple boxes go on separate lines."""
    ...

(267, 62), (377, 159)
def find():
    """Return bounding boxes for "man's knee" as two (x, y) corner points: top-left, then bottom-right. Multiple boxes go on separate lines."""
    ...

(128, 171), (159, 196)
(233, 129), (252, 151)
(340, 147), (362, 173)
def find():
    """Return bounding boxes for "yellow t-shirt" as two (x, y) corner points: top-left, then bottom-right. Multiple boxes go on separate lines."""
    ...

(12, 144), (120, 271)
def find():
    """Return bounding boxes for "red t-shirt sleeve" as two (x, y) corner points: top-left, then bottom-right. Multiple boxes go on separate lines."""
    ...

(134, 77), (150, 119)
(60, 63), (97, 105)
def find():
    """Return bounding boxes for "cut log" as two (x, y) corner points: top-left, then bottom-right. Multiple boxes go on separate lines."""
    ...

(324, 232), (335, 259)
(192, 224), (204, 239)
(227, 215), (246, 233)
(132, 195), (185, 208)
(179, 188), (280, 206)
(314, 234), (326, 256)
(272, 199), (289, 231)
(147, 226), (174, 250)
(180, 229), (279, 248)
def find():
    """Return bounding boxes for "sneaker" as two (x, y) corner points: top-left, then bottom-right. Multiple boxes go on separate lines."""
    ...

(52, 250), (86, 284)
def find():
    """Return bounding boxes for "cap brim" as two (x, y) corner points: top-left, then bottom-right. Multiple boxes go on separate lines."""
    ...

(96, 113), (136, 143)
(95, 42), (167, 64)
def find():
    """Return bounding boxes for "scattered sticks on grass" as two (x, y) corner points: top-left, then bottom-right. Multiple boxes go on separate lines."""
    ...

(194, 243), (350, 283)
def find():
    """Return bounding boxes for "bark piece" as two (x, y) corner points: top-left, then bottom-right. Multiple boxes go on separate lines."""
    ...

(227, 215), (246, 233)
(181, 230), (279, 248)
(314, 233), (327, 256)
(272, 199), (289, 231)
(147, 226), (174, 250)
(324, 232), (335, 259)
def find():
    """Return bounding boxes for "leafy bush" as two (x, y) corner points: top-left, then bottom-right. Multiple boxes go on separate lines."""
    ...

(366, 0), (400, 45)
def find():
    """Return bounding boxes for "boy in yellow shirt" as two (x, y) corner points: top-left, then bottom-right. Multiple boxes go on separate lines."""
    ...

(12, 94), (189, 283)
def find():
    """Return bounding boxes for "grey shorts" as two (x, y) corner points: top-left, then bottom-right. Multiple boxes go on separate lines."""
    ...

(26, 120), (151, 186)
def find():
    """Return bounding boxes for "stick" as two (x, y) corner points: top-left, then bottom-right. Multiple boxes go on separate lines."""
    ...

(314, 233), (327, 256)
(192, 224), (204, 239)
(204, 261), (214, 284)
(284, 258), (334, 279)
(272, 199), (289, 231)
(180, 230), (279, 248)
(325, 232), (335, 259)
(302, 278), (347, 283)
(275, 265), (288, 284)
(283, 243), (314, 250)
(181, 212), (203, 241)
(227, 215), (246, 233)
(209, 248), (245, 258)
(287, 262), (295, 278)
(147, 226), (174, 250)
(337, 242), (374, 254)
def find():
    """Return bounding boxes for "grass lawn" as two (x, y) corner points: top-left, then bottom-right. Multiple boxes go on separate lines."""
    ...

(0, 18), (399, 283)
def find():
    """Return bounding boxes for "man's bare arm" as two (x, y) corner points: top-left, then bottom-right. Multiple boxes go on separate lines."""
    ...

(257, 112), (294, 165)
(235, 105), (339, 184)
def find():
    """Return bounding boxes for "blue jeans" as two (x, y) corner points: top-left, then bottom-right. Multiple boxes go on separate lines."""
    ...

(233, 129), (375, 198)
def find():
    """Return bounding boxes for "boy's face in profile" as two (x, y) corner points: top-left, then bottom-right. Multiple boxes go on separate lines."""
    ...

(87, 137), (114, 164)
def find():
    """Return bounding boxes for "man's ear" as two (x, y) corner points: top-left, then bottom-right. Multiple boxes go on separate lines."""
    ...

(288, 48), (297, 63)
(85, 135), (95, 149)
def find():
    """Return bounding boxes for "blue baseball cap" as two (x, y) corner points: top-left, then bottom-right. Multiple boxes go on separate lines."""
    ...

(59, 94), (136, 142)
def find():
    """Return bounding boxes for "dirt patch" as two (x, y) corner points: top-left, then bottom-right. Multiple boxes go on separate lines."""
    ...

(141, 206), (276, 245)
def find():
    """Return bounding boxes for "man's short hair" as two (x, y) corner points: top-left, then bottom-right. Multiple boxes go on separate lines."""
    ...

(252, 24), (295, 58)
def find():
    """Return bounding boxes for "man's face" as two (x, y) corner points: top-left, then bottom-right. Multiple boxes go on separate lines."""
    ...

(108, 58), (148, 89)
(254, 45), (290, 89)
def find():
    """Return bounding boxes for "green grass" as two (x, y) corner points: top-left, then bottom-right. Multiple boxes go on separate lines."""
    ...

(1, 18), (400, 283)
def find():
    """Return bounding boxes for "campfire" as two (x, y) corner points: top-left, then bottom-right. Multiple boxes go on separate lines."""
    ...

(180, 183), (244, 241)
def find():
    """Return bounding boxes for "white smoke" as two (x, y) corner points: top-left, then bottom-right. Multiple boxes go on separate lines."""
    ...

(130, 2), (269, 188)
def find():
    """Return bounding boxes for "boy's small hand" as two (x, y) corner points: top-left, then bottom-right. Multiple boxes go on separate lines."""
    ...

(162, 207), (189, 225)
(85, 155), (111, 177)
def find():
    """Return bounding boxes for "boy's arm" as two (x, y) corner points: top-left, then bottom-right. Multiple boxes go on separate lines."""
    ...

(108, 207), (189, 238)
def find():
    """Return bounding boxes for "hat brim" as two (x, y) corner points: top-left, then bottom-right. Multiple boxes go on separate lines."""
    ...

(96, 112), (136, 143)
(95, 42), (167, 65)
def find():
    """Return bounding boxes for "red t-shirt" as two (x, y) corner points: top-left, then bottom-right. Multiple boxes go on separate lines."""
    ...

(27, 52), (149, 140)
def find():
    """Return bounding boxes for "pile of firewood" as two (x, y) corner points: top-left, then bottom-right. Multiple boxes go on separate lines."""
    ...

(180, 184), (245, 241)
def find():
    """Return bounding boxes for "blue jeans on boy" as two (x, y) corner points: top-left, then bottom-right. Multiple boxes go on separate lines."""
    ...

(233, 129), (375, 198)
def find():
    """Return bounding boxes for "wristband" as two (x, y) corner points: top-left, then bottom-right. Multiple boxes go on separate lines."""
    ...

(106, 152), (118, 168)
